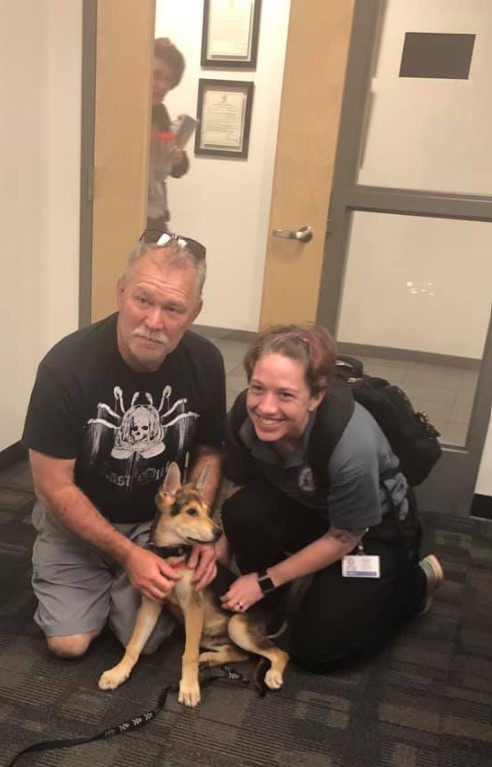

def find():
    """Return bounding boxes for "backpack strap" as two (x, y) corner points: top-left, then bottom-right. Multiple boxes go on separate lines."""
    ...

(229, 388), (248, 434)
(307, 382), (355, 488)
(224, 389), (257, 484)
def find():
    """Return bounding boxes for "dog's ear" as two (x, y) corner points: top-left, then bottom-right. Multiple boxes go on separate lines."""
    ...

(193, 463), (209, 495)
(160, 462), (182, 497)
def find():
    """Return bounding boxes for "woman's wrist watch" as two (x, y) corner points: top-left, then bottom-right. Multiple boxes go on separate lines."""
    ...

(257, 569), (276, 595)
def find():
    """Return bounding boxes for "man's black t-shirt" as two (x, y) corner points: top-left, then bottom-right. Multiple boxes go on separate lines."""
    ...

(22, 314), (225, 523)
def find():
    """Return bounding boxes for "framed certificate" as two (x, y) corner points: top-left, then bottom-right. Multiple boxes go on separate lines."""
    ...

(201, 0), (262, 69)
(194, 79), (254, 159)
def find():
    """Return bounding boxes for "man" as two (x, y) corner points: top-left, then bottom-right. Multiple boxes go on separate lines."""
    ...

(22, 233), (225, 658)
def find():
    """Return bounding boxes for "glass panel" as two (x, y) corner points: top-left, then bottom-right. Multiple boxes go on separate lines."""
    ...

(358, 0), (492, 194)
(337, 212), (492, 446)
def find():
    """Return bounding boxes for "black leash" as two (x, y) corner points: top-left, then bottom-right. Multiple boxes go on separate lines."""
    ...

(5, 664), (252, 767)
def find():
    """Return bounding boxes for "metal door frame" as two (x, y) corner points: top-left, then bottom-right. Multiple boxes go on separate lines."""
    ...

(317, 0), (492, 515)
(79, 0), (97, 328)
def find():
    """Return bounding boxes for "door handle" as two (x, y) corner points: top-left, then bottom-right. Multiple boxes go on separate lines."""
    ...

(272, 225), (313, 243)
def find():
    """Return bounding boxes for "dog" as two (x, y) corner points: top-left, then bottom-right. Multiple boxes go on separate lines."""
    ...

(98, 462), (289, 707)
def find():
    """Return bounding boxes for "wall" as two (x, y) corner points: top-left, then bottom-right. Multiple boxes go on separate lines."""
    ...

(0, 0), (81, 450)
(154, 0), (291, 330)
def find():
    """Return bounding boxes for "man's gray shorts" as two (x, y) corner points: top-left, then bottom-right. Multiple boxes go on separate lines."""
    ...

(31, 502), (175, 647)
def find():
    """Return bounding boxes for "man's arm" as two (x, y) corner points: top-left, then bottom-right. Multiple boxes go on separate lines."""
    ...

(29, 450), (180, 601)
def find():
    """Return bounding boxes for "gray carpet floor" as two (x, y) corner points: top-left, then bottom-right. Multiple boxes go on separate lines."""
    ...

(0, 460), (491, 767)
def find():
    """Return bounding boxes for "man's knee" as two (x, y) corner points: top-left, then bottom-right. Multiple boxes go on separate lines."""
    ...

(47, 629), (101, 659)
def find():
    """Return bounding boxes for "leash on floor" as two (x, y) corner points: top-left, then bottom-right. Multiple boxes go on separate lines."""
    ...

(6, 663), (260, 767)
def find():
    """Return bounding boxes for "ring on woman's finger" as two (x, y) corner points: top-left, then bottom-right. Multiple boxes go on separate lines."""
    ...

(236, 601), (243, 610)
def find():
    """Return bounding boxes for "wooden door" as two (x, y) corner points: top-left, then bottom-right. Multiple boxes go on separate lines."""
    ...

(91, 0), (155, 321)
(259, 0), (355, 328)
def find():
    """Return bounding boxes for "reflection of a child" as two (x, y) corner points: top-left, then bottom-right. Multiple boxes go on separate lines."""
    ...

(147, 38), (189, 232)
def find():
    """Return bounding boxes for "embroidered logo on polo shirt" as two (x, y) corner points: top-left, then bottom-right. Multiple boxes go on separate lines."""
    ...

(297, 466), (316, 495)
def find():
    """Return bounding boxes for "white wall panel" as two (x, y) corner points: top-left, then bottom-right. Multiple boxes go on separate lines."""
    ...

(0, 0), (81, 450)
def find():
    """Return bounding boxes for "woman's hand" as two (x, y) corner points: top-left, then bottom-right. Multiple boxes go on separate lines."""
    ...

(220, 573), (264, 613)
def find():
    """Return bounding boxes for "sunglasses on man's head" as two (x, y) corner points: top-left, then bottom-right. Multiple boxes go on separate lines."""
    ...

(140, 230), (206, 261)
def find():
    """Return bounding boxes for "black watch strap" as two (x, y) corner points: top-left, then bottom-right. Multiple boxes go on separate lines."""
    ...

(257, 569), (276, 595)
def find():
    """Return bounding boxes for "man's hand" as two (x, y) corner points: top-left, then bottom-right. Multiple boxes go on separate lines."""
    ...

(215, 534), (231, 567)
(170, 145), (185, 167)
(124, 545), (181, 602)
(188, 544), (217, 590)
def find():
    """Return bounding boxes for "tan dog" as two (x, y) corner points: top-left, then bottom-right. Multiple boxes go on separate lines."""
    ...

(98, 462), (289, 707)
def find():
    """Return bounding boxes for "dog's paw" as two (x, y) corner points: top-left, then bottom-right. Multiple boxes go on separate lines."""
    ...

(178, 680), (201, 707)
(98, 666), (129, 691)
(264, 668), (284, 690)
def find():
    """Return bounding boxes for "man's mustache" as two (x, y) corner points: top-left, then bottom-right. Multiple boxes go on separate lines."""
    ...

(132, 325), (169, 345)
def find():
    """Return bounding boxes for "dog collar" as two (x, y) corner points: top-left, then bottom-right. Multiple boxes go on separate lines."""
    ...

(147, 543), (192, 560)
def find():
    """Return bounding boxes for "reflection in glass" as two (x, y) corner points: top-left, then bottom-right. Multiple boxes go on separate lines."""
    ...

(337, 212), (491, 446)
(147, 38), (190, 232)
(358, 0), (492, 195)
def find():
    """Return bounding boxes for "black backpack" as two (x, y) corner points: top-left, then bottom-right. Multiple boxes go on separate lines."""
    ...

(227, 356), (442, 488)
(330, 355), (442, 486)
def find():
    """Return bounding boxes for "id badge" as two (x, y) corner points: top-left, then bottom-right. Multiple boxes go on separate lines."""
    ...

(342, 554), (380, 578)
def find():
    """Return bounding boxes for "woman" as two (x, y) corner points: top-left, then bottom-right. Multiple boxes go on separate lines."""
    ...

(218, 324), (443, 672)
(147, 38), (190, 232)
